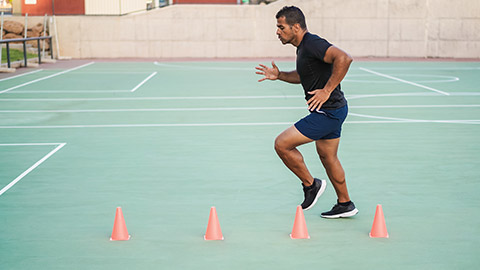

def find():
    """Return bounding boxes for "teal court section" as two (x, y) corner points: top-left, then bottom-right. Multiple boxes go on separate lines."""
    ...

(0, 60), (479, 269)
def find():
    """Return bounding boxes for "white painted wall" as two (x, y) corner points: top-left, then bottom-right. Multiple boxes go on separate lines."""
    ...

(51, 0), (480, 58)
(85, 0), (146, 15)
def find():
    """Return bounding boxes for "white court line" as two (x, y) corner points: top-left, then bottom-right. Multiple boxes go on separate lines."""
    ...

(357, 67), (480, 71)
(0, 69), (44, 82)
(131, 72), (157, 92)
(348, 92), (439, 100)
(155, 62), (480, 71)
(347, 120), (480, 124)
(9, 73), (157, 94)
(69, 71), (157, 74)
(0, 107), (306, 113)
(1, 92), (479, 102)
(351, 104), (480, 109)
(0, 117), (479, 129)
(0, 104), (479, 113)
(0, 143), (64, 146)
(350, 113), (419, 122)
(348, 92), (480, 100)
(9, 90), (131, 93)
(344, 74), (459, 83)
(0, 62), (95, 94)
(0, 143), (66, 196)
(0, 123), (292, 129)
(359, 67), (450, 96)
(153, 61), (253, 71)
(0, 95), (304, 101)
(349, 112), (480, 124)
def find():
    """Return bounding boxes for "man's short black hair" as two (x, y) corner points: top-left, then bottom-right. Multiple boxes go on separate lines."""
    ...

(276, 6), (307, 30)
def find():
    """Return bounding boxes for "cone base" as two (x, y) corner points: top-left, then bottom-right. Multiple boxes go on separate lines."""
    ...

(110, 235), (131, 241)
(369, 232), (389, 238)
(204, 235), (224, 241)
(290, 233), (310, 239)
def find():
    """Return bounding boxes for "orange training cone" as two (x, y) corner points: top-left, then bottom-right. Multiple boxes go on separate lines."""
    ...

(290, 205), (310, 239)
(110, 207), (131, 241)
(204, 206), (224, 240)
(369, 204), (389, 238)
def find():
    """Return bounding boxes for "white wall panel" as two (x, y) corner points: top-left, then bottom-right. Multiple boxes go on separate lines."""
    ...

(85, 0), (145, 15)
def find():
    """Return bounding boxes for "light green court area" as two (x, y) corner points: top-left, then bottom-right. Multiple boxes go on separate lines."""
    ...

(0, 60), (479, 269)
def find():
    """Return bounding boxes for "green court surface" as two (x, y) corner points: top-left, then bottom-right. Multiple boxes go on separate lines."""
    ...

(0, 60), (479, 269)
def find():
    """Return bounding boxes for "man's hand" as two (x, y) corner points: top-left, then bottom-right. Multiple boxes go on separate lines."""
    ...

(256, 61), (280, 82)
(307, 89), (331, 111)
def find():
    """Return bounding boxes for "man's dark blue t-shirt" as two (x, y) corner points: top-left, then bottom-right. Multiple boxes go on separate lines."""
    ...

(296, 32), (347, 110)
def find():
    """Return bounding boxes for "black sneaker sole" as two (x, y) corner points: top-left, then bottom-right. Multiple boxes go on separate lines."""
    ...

(303, 179), (326, 211)
(321, 208), (359, 219)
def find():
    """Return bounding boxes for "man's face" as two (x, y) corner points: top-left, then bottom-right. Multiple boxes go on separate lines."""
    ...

(276, 16), (294, 45)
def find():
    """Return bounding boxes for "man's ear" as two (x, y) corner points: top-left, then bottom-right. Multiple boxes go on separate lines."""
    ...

(292, 23), (302, 33)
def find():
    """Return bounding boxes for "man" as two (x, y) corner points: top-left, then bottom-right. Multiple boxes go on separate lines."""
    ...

(256, 6), (357, 218)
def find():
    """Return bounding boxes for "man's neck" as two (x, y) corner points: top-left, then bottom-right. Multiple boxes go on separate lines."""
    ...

(292, 30), (308, 47)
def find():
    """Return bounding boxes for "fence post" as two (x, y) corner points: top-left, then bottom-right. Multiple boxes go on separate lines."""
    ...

(24, 13), (28, 38)
(1, 12), (4, 66)
(23, 41), (27, 67)
(43, 14), (47, 58)
(6, 42), (11, 68)
(37, 39), (41, 64)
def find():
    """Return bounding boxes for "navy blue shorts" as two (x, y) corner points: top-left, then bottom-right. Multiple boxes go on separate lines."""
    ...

(294, 105), (348, 140)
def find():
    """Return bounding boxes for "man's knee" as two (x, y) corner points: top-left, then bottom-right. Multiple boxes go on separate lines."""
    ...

(318, 153), (333, 161)
(275, 134), (295, 157)
(318, 152), (339, 167)
(274, 136), (286, 155)
(275, 126), (311, 156)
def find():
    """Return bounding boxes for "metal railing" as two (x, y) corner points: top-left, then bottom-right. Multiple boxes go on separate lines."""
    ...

(0, 36), (53, 68)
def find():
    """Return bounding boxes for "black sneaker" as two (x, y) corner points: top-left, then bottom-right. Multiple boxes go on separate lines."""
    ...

(301, 178), (326, 210)
(321, 201), (359, 218)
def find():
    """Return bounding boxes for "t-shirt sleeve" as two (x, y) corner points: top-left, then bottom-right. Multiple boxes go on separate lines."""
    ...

(308, 38), (332, 62)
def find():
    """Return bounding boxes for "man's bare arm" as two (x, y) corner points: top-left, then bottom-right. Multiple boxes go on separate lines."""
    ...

(256, 61), (301, 84)
(306, 46), (353, 111)
(278, 70), (301, 84)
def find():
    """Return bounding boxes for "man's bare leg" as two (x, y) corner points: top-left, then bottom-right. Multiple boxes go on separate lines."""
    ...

(275, 125), (327, 210)
(274, 125), (314, 186)
(316, 138), (358, 218)
(315, 138), (351, 203)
